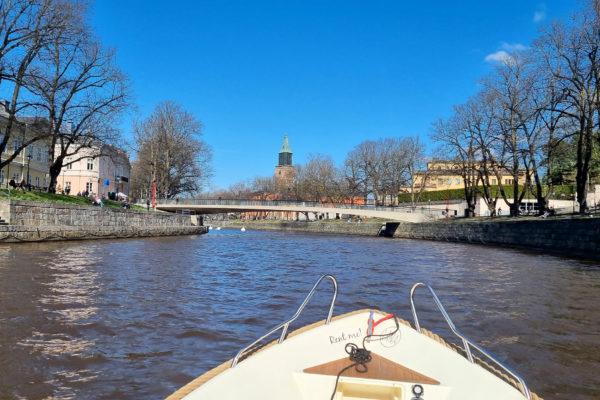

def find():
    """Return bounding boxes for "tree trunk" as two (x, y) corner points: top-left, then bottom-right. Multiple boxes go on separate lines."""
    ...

(47, 158), (64, 193)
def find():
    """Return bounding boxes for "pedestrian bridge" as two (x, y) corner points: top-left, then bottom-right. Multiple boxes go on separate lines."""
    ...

(155, 199), (439, 223)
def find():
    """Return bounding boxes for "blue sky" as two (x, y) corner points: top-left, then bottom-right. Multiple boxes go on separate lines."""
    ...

(90, 1), (578, 189)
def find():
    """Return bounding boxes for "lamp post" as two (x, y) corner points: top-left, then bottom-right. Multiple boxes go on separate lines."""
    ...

(26, 153), (32, 188)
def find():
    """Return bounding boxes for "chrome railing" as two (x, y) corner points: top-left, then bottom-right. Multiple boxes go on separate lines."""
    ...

(409, 283), (531, 400)
(231, 275), (338, 367)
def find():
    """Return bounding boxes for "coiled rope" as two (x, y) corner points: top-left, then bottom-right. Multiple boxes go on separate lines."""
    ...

(329, 314), (400, 400)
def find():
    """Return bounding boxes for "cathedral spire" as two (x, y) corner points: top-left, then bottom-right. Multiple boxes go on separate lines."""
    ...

(278, 134), (292, 166)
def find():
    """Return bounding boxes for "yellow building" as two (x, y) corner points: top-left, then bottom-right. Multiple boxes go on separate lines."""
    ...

(0, 113), (52, 190)
(411, 161), (528, 192)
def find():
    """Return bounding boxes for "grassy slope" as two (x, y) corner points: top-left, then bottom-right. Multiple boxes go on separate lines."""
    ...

(0, 188), (145, 211)
(398, 184), (576, 203)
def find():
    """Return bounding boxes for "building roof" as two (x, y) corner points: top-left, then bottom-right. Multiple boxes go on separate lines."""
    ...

(280, 134), (292, 153)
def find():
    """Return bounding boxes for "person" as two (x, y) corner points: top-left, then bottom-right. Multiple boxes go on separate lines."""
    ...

(498, 207), (502, 216)
(92, 195), (103, 207)
(146, 199), (150, 211)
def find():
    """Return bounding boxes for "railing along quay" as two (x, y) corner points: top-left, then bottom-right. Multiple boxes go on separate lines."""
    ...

(156, 198), (442, 216)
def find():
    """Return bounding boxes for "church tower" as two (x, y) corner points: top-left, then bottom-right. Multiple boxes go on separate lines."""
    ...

(274, 134), (295, 184)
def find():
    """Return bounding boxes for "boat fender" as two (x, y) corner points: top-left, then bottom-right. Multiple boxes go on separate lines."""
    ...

(411, 384), (424, 399)
(367, 311), (375, 335)
(370, 314), (394, 335)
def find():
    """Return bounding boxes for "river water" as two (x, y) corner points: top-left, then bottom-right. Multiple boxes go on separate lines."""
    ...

(0, 229), (599, 399)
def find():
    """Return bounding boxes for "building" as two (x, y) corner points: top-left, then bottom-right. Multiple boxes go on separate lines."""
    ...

(0, 105), (52, 189)
(57, 144), (130, 197)
(411, 161), (529, 192)
(274, 134), (295, 185)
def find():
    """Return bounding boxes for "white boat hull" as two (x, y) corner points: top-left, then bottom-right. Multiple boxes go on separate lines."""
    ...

(167, 310), (540, 400)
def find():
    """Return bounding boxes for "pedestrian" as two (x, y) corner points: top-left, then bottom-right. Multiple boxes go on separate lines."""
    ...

(146, 199), (150, 211)
(498, 207), (502, 216)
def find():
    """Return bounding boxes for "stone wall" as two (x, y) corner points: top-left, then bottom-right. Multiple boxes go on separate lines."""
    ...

(0, 200), (207, 243)
(216, 217), (600, 260)
(393, 217), (600, 260)
(216, 220), (384, 236)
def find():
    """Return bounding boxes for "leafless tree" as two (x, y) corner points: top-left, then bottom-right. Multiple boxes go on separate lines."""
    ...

(401, 136), (428, 208)
(0, 0), (77, 170)
(294, 154), (341, 202)
(432, 110), (480, 216)
(535, 4), (600, 213)
(26, 15), (129, 192)
(130, 101), (212, 199)
(483, 52), (538, 216)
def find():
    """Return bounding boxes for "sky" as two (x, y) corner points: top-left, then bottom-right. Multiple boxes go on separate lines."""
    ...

(89, 0), (579, 189)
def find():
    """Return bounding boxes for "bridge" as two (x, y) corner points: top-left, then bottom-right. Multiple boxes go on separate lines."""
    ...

(155, 199), (441, 223)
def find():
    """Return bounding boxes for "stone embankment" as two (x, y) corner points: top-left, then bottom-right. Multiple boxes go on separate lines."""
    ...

(217, 217), (600, 260)
(393, 217), (600, 260)
(214, 219), (386, 236)
(0, 200), (207, 243)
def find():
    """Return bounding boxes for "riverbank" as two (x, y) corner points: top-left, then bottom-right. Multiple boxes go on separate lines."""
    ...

(0, 188), (146, 211)
(213, 219), (387, 236)
(0, 199), (206, 243)
(216, 217), (600, 260)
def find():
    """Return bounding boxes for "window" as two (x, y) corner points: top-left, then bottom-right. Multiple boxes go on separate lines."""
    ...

(87, 158), (94, 170)
(86, 182), (93, 193)
(66, 162), (73, 170)
(491, 178), (497, 185)
(65, 181), (71, 190)
(36, 147), (42, 162)
(504, 179), (513, 185)
(13, 139), (21, 152)
(0, 170), (4, 183)
(35, 176), (39, 186)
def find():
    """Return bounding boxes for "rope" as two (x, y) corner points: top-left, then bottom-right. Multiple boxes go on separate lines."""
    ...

(329, 314), (400, 400)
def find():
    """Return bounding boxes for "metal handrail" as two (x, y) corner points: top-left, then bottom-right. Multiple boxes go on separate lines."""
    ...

(154, 198), (443, 216)
(231, 275), (338, 367)
(409, 283), (531, 400)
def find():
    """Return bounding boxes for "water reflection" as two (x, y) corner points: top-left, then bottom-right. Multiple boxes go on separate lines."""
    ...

(0, 231), (599, 399)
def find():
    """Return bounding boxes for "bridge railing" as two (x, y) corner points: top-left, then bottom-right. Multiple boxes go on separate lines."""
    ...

(157, 198), (445, 216)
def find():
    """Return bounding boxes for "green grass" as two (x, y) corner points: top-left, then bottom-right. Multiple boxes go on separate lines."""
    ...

(0, 188), (146, 211)
(398, 184), (576, 203)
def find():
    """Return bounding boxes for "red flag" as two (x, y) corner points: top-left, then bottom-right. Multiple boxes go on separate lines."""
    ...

(151, 180), (157, 209)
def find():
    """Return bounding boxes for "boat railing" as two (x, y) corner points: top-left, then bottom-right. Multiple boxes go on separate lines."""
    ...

(409, 283), (531, 400)
(231, 275), (338, 367)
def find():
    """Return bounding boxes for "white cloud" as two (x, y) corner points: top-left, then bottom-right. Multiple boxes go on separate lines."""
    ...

(533, 4), (546, 23)
(485, 50), (512, 64)
(501, 42), (527, 52)
(484, 42), (527, 64)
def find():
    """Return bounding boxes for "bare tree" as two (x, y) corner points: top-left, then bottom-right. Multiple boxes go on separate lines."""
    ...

(483, 52), (537, 216)
(0, 0), (76, 170)
(536, 6), (600, 213)
(432, 111), (480, 216)
(131, 101), (212, 199)
(26, 17), (129, 192)
(294, 154), (340, 202)
(401, 136), (428, 208)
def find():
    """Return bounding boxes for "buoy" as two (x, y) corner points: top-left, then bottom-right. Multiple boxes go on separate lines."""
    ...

(240, 227), (246, 232)
(216, 227), (221, 231)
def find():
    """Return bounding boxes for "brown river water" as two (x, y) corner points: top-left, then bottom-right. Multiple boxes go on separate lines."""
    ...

(0, 229), (599, 399)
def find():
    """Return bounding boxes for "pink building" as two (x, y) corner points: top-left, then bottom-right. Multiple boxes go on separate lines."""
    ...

(57, 145), (130, 197)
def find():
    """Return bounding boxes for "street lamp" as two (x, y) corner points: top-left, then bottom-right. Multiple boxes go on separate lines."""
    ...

(26, 153), (32, 188)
